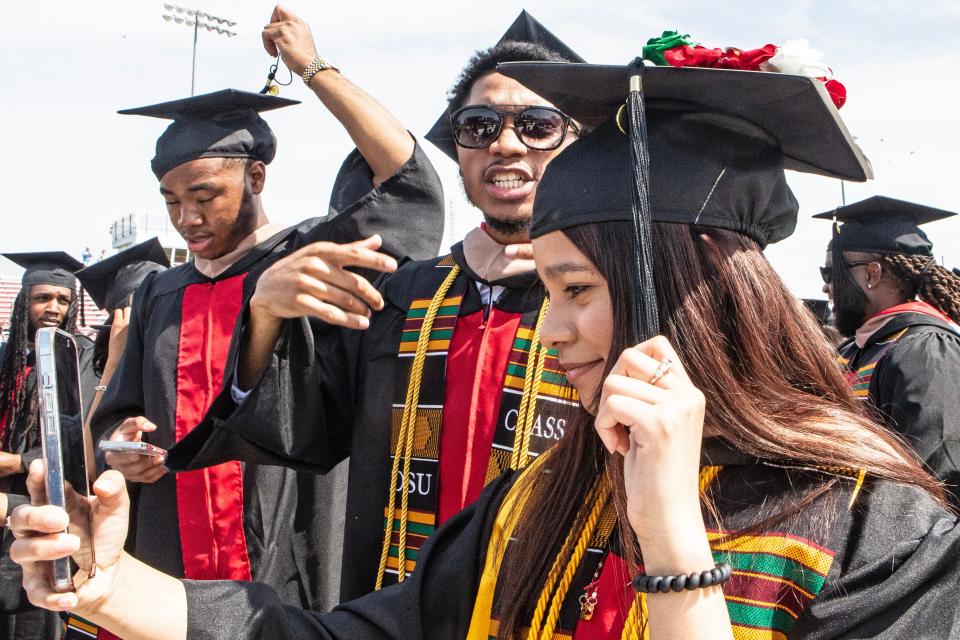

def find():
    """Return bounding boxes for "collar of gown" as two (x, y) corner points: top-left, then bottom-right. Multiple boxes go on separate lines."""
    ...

(460, 226), (536, 284)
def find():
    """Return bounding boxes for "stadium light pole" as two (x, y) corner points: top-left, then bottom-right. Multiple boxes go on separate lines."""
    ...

(161, 4), (238, 95)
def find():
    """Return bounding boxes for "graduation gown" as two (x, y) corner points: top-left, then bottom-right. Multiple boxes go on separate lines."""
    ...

(177, 439), (960, 639)
(0, 335), (96, 638)
(167, 242), (572, 602)
(839, 308), (960, 505)
(89, 141), (444, 612)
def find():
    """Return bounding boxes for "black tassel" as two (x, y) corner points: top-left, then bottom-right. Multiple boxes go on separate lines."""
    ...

(626, 57), (660, 344)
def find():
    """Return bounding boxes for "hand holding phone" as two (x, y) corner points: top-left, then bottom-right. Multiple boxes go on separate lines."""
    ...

(103, 417), (168, 484)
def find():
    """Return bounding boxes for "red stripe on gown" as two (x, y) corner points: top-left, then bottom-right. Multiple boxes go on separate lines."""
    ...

(173, 274), (251, 580)
(0, 365), (30, 443)
(437, 307), (522, 524)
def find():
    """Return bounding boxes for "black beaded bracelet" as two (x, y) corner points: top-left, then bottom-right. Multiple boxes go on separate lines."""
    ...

(631, 562), (732, 593)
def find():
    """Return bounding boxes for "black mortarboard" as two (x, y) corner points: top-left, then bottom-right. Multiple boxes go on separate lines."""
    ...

(75, 238), (170, 312)
(119, 89), (300, 180)
(511, 62), (871, 342)
(2, 252), (83, 289)
(812, 195), (955, 257)
(424, 11), (585, 161)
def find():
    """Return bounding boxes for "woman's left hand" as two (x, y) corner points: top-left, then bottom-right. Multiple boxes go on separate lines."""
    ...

(594, 336), (706, 544)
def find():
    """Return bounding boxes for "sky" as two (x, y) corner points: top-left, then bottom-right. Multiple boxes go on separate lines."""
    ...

(1, 0), (958, 299)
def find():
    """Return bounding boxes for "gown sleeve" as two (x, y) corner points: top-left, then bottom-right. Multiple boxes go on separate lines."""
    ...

(181, 472), (514, 640)
(87, 277), (152, 444)
(166, 311), (357, 475)
(311, 137), (445, 265)
(790, 481), (960, 638)
(874, 330), (960, 505)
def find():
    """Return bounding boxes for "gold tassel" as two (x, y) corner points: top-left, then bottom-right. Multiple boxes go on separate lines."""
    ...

(510, 297), (551, 470)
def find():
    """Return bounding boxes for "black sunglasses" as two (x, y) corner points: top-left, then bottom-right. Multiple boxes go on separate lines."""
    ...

(819, 261), (874, 284)
(449, 105), (581, 151)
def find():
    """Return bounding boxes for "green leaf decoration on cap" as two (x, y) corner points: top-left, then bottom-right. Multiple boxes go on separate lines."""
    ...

(642, 31), (697, 65)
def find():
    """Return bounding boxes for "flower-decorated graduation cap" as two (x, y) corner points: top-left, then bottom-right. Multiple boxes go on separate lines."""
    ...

(2, 252), (84, 289)
(503, 43), (871, 341)
(424, 10), (585, 161)
(75, 238), (170, 312)
(118, 89), (300, 180)
(812, 196), (955, 257)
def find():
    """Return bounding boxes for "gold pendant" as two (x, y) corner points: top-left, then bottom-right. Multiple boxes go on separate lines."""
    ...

(578, 592), (598, 621)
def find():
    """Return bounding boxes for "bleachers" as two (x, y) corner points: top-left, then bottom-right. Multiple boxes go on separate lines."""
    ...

(0, 276), (109, 340)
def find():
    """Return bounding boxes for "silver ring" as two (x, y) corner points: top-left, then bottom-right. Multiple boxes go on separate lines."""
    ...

(648, 357), (674, 386)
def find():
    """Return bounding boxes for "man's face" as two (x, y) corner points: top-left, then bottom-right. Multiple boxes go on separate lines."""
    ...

(455, 72), (578, 240)
(159, 158), (263, 260)
(28, 284), (73, 335)
(826, 250), (873, 337)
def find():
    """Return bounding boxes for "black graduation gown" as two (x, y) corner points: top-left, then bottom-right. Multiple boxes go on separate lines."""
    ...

(89, 141), (444, 612)
(177, 440), (960, 639)
(166, 245), (555, 604)
(0, 335), (96, 637)
(839, 311), (960, 505)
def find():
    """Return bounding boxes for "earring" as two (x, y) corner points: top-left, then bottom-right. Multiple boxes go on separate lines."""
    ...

(867, 284), (872, 289)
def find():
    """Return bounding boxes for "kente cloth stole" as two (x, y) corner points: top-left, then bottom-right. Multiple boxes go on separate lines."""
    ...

(838, 327), (910, 399)
(377, 257), (579, 588)
(471, 465), (839, 640)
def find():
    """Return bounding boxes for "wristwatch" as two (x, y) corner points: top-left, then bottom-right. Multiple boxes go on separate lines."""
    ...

(303, 56), (340, 85)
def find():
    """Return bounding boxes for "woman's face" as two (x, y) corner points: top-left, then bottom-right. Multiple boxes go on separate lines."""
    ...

(533, 230), (614, 411)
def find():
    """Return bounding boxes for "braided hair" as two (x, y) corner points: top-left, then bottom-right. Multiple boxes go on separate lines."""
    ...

(881, 254), (960, 323)
(0, 287), (79, 450)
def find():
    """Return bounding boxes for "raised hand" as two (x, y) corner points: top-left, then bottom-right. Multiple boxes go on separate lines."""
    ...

(262, 5), (319, 77)
(594, 336), (706, 544)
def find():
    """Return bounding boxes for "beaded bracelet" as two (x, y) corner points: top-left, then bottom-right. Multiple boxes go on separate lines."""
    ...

(631, 562), (733, 593)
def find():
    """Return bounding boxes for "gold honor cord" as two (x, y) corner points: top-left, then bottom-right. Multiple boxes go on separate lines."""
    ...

(376, 265), (462, 589)
(529, 466), (724, 640)
(510, 297), (551, 470)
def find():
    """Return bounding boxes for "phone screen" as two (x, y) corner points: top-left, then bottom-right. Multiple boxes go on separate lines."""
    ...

(54, 333), (89, 491)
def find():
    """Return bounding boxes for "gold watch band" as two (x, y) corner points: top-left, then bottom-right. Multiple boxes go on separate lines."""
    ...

(302, 56), (340, 85)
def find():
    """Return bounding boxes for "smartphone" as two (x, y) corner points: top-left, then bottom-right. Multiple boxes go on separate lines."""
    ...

(35, 327), (96, 593)
(98, 440), (167, 458)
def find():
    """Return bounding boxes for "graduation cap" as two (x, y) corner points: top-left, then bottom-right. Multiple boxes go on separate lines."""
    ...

(119, 89), (300, 180)
(75, 238), (170, 312)
(2, 252), (83, 289)
(812, 195), (955, 257)
(424, 10), (585, 161)
(512, 61), (871, 342)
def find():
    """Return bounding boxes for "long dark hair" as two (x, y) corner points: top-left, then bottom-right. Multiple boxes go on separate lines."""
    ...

(496, 222), (944, 638)
(881, 253), (960, 323)
(0, 286), (79, 450)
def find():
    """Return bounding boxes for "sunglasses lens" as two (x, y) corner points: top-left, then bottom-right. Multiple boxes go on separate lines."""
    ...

(516, 108), (566, 149)
(452, 108), (501, 148)
(819, 266), (832, 284)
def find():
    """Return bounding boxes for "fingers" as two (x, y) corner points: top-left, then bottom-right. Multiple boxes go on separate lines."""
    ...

(26, 460), (48, 505)
(111, 417), (157, 441)
(92, 471), (130, 514)
(261, 27), (279, 57)
(503, 243), (534, 261)
(610, 340), (685, 389)
(10, 531), (79, 564)
(22, 563), (78, 612)
(292, 294), (373, 330)
(105, 453), (166, 483)
(9, 504), (69, 537)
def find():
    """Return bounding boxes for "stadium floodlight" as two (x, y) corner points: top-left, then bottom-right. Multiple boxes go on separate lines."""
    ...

(161, 5), (238, 95)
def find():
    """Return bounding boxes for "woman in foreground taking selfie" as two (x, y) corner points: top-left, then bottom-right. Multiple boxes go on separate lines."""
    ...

(8, 63), (960, 639)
